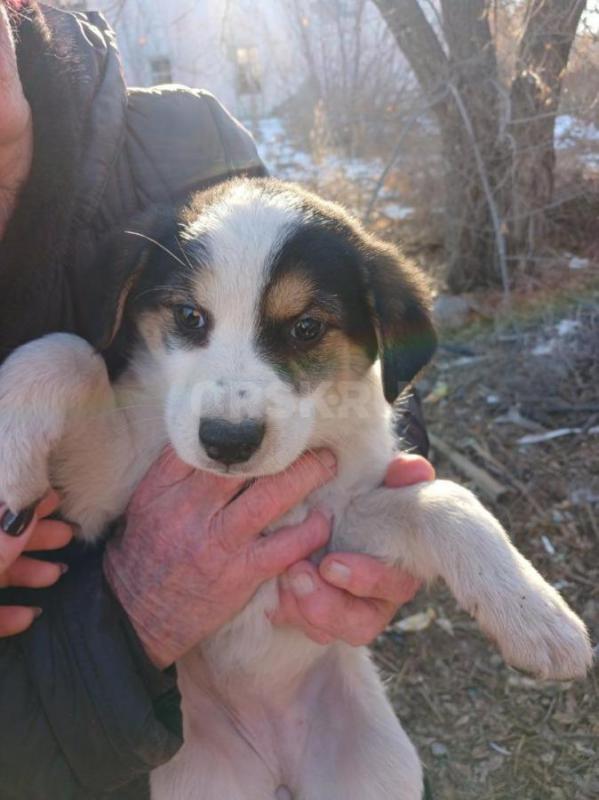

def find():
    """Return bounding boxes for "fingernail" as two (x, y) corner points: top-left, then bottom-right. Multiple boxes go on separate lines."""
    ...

(1, 503), (36, 536)
(59, 563), (69, 576)
(324, 560), (351, 587)
(290, 572), (315, 597)
(316, 450), (337, 470)
(33, 607), (43, 619)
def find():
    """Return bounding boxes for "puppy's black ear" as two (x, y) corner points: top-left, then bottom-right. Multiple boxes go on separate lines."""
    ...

(363, 238), (437, 403)
(87, 207), (175, 351)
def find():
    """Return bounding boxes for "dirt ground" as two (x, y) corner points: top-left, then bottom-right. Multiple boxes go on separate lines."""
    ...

(373, 270), (599, 800)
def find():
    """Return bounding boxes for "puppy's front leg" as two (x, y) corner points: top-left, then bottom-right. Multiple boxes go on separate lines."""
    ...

(0, 333), (114, 515)
(338, 480), (592, 681)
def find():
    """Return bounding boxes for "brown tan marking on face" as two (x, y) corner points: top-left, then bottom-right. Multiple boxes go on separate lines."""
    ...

(317, 331), (373, 380)
(282, 329), (374, 395)
(263, 272), (315, 321)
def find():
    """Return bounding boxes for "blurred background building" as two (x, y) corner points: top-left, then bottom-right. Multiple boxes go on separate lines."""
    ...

(52, 0), (307, 119)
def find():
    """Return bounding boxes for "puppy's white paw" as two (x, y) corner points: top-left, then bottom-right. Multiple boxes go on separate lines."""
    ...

(0, 333), (101, 514)
(477, 586), (592, 681)
(0, 397), (52, 513)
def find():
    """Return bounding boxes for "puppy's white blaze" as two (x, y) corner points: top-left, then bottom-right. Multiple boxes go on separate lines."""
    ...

(183, 183), (307, 299)
(164, 191), (318, 475)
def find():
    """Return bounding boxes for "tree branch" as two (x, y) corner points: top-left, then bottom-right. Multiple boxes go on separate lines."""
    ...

(372, 0), (449, 105)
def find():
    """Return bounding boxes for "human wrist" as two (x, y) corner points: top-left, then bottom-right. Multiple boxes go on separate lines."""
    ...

(103, 538), (181, 670)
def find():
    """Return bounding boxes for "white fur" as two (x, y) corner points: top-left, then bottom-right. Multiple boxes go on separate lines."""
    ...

(0, 182), (592, 800)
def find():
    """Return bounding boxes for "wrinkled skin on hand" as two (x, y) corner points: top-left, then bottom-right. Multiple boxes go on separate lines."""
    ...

(106, 450), (432, 666)
(104, 449), (338, 668)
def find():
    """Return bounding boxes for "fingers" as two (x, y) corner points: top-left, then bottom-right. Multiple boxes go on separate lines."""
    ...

(216, 450), (336, 548)
(35, 490), (62, 519)
(0, 606), (39, 637)
(384, 453), (435, 488)
(1, 555), (66, 589)
(0, 605), (41, 638)
(319, 554), (421, 604)
(130, 447), (244, 513)
(280, 561), (396, 647)
(26, 519), (73, 552)
(0, 509), (37, 573)
(250, 510), (331, 579)
(0, 490), (67, 572)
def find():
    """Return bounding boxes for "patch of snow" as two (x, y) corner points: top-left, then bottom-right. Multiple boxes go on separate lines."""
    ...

(381, 202), (414, 220)
(255, 116), (286, 143)
(556, 319), (581, 337)
(532, 317), (582, 355)
(569, 256), (590, 270)
(555, 114), (599, 148)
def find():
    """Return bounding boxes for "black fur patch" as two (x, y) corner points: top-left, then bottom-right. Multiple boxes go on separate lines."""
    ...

(257, 220), (378, 390)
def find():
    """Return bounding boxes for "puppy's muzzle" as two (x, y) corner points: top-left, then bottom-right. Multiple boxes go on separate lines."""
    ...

(199, 418), (265, 465)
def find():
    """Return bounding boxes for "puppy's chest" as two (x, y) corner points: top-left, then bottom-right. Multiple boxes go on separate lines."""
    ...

(268, 449), (391, 549)
(264, 485), (366, 562)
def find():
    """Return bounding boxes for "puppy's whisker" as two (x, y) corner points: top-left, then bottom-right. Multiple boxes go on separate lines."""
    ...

(125, 230), (187, 268)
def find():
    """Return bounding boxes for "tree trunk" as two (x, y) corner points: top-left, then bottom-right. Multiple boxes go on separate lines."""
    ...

(508, 0), (586, 271)
(373, 0), (585, 291)
(439, 1), (510, 291)
(374, 0), (508, 290)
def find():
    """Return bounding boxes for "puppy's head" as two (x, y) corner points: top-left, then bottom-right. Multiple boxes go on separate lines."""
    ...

(98, 179), (436, 477)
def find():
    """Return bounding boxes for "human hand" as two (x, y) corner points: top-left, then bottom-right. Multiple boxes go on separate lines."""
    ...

(273, 453), (434, 645)
(0, 3), (33, 236)
(104, 448), (336, 669)
(0, 491), (73, 636)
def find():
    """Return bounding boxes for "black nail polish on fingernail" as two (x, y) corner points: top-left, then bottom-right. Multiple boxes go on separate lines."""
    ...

(1, 503), (36, 536)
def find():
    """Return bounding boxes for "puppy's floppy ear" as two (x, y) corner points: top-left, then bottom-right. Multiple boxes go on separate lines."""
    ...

(87, 206), (175, 351)
(362, 238), (437, 403)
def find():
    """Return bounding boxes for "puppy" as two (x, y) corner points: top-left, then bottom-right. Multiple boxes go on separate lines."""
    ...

(0, 178), (592, 800)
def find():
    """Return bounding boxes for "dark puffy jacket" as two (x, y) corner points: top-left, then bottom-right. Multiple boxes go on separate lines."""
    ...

(0, 4), (428, 799)
(0, 5), (264, 799)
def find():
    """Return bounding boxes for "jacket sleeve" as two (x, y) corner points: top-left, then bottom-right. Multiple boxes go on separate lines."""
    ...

(0, 546), (182, 800)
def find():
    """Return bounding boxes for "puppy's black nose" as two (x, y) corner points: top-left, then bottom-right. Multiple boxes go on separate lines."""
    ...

(199, 418), (265, 465)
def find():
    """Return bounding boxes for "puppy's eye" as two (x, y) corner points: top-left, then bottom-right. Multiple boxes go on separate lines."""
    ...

(290, 316), (326, 344)
(173, 304), (207, 334)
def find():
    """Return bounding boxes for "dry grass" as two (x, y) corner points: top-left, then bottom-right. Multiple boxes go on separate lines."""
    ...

(373, 278), (599, 799)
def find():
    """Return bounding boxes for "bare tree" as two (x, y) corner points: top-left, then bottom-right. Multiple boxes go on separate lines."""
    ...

(373, 0), (586, 292)
(284, 0), (408, 158)
(508, 0), (587, 269)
